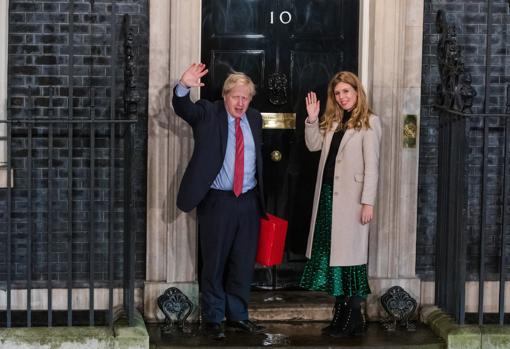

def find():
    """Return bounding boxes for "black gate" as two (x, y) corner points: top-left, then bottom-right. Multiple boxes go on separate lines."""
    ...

(435, 7), (510, 325)
(0, 2), (140, 327)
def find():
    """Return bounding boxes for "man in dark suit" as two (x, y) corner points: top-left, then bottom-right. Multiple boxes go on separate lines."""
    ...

(172, 63), (266, 340)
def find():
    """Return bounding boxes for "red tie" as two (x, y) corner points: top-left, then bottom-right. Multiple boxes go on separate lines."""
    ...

(233, 117), (244, 197)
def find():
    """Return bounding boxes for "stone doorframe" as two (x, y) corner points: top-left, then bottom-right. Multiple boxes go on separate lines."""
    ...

(145, 0), (424, 322)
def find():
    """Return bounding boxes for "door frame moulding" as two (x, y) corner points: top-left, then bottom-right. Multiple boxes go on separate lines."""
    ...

(0, 0), (8, 167)
(358, 0), (375, 97)
(146, 0), (424, 321)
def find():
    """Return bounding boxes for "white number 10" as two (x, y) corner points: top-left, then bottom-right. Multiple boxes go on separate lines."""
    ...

(270, 11), (292, 24)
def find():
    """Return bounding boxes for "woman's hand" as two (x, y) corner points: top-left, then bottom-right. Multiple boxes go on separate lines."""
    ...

(180, 63), (208, 88)
(305, 91), (320, 123)
(360, 204), (374, 225)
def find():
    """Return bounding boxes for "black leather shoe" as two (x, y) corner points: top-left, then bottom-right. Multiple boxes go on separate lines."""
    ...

(225, 319), (265, 334)
(201, 322), (226, 340)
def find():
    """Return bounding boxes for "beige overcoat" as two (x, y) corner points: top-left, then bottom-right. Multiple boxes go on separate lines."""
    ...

(304, 114), (382, 266)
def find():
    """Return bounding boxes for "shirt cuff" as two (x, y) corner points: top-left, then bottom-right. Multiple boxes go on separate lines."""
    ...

(175, 82), (190, 97)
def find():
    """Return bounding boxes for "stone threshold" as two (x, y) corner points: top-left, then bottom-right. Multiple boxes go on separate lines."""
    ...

(249, 290), (335, 321)
(148, 291), (444, 348)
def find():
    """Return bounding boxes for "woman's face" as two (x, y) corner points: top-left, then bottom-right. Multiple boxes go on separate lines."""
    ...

(334, 82), (358, 111)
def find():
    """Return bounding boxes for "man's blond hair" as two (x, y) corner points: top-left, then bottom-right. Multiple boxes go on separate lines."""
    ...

(222, 72), (256, 98)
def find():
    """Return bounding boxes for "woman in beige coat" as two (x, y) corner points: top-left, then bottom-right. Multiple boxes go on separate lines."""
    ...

(299, 71), (382, 338)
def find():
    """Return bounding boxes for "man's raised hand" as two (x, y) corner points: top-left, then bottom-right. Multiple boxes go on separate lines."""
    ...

(180, 63), (209, 88)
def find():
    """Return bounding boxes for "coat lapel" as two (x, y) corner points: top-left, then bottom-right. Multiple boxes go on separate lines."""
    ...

(337, 128), (356, 156)
(324, 122), (356, 158)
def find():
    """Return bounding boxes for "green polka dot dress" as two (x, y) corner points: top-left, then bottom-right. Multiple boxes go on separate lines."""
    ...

(300, 183), (371, 298)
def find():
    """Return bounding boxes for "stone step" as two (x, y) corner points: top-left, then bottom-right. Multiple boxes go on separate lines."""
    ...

(149, 291), (444, 348)
(249, 291), (335, 321)
(148, 321), (445, 348)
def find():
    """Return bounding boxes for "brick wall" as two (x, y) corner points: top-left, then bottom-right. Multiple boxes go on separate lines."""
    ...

(1, 0), (148, 286)
(418, 0), (510, 280)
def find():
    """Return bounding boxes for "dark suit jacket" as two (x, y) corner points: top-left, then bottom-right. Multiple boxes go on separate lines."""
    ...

(172, 86), (266, 215)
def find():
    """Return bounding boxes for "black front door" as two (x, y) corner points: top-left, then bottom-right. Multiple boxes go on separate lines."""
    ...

(201, 0), (359, 288)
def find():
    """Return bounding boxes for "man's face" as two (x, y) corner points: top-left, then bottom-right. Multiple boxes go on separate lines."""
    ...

(224, 84), (252, 118)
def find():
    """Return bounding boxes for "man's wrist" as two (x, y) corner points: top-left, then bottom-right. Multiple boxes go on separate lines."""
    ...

(178, 80), (190, 89)
(175, 81), (190, 97)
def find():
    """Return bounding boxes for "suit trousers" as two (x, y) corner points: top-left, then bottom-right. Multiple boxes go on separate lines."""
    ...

(197, 188), (260, 324)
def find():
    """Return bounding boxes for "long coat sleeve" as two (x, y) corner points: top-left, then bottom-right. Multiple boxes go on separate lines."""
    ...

(304, 115), (382, 266)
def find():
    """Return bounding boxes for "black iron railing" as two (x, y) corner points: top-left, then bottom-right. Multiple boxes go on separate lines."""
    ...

(436, 107), (510, 325)
(435, 107), (468, 324)
(434, 2), (510, 324)
(0, 117), (136, 328)
(1, 0), (139, 327)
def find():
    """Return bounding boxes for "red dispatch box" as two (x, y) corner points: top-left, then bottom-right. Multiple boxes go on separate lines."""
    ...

(256, 214), (288, 267)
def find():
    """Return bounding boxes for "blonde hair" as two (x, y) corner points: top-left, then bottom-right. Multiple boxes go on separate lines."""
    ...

(320, 71), (373, 132)
(222, 72), (256, 98)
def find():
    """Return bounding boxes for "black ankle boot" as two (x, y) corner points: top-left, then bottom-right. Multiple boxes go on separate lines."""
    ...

(329, 296), (365, 338)
(321, 296), (347, 335)
(353, 306), (366, 335)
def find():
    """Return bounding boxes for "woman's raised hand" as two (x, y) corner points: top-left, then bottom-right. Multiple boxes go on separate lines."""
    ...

(180, 63), (209, 88)
(305, 91), (320, 122)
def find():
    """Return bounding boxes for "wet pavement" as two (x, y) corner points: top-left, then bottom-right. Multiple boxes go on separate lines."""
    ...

(148, 321), (445, 348)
